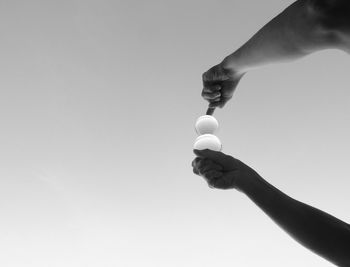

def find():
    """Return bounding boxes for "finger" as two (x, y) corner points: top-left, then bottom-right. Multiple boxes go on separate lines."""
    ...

(209, 177), (229, 189)
(194, 158), (222, 174)
(208, 101), (222, 108)
(202, 71), (209, 82)
(209, 97), (228, 108)
(202, 71), (214, 82)
(202, 170), (223, 180)
(199, 166), (212, 175)
(203, 85), (221, 93)
(200, 158), (223, 171)
(206, 107), (215, 115)
(192, 157), (201, 168)
(202, 65), (228, 82)
(192, 158), (202, 175)
(193, 149), (236, 168)
(195, 158), (211, 173)
(208, 161), (223, 171)
(202, 91), (221, 100)
(198, 165), (218, 175)
(221, 80), (236, 97)
(192, 158), (197, 167)
(192, 157), (209, 172)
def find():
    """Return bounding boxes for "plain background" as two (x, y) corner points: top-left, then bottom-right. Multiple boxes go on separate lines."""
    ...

(1, 0), (350, 266)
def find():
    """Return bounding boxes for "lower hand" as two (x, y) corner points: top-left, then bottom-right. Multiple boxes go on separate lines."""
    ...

(192, 149), (258, 189)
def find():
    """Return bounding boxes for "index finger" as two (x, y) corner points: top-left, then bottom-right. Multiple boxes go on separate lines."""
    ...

(206, 107), (215, 115)
(202, 71), (212, 82)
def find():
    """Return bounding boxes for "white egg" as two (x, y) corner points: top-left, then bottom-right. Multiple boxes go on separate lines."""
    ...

(195, 115), (219, 135)
(193, 134), (222, 151)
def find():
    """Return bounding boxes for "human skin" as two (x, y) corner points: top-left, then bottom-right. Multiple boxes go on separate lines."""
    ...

(202, 0), (350, 109)
(192, 149), (350, 267)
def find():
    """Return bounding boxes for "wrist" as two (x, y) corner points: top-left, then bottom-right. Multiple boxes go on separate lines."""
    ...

(234, 169), (262, 194)
(220, 54), (246, 78)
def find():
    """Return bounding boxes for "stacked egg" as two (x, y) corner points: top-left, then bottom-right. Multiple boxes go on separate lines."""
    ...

(193, 115), (222, 151)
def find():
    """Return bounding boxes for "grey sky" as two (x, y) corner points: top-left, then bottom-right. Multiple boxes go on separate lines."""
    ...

(0, 0), (349, 266)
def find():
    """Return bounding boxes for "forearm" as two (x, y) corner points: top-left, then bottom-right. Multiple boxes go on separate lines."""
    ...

(223, 0), (341, 73)
(235, 173), (350, 266)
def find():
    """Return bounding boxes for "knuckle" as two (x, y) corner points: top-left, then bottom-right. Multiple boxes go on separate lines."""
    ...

(208, 180), (216, 189)
(202, 72), (208, 81)
(196, 161), (204, 170)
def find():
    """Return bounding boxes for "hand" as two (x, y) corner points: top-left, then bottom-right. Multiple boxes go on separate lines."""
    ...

(202, 62), (245, 109)
(192, 149), (258, 189)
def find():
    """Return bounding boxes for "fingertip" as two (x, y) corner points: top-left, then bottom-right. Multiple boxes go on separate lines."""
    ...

(214, 100), (225, 109)
(206, 107), (215, 115)
(219, 101), (226, 108)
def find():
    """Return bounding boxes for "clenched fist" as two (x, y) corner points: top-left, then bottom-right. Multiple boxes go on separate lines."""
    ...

(202, 63), (245, 109)
(192, 149), (259, 189)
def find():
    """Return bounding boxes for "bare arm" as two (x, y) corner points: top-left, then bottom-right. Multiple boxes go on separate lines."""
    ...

(193, 149), (350, 267)
(237, 169), (350, 267)
(222, 0), (347, 72)
(202, 0), (350, 109)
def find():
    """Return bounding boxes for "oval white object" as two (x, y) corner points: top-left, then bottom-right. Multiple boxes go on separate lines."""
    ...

(195, 115), (219, 135)
(193, 134), (222, 151)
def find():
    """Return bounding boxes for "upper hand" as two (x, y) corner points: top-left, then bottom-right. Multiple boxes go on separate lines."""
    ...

(202, 63), (244, 109)
(192, 149), (258, 189)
